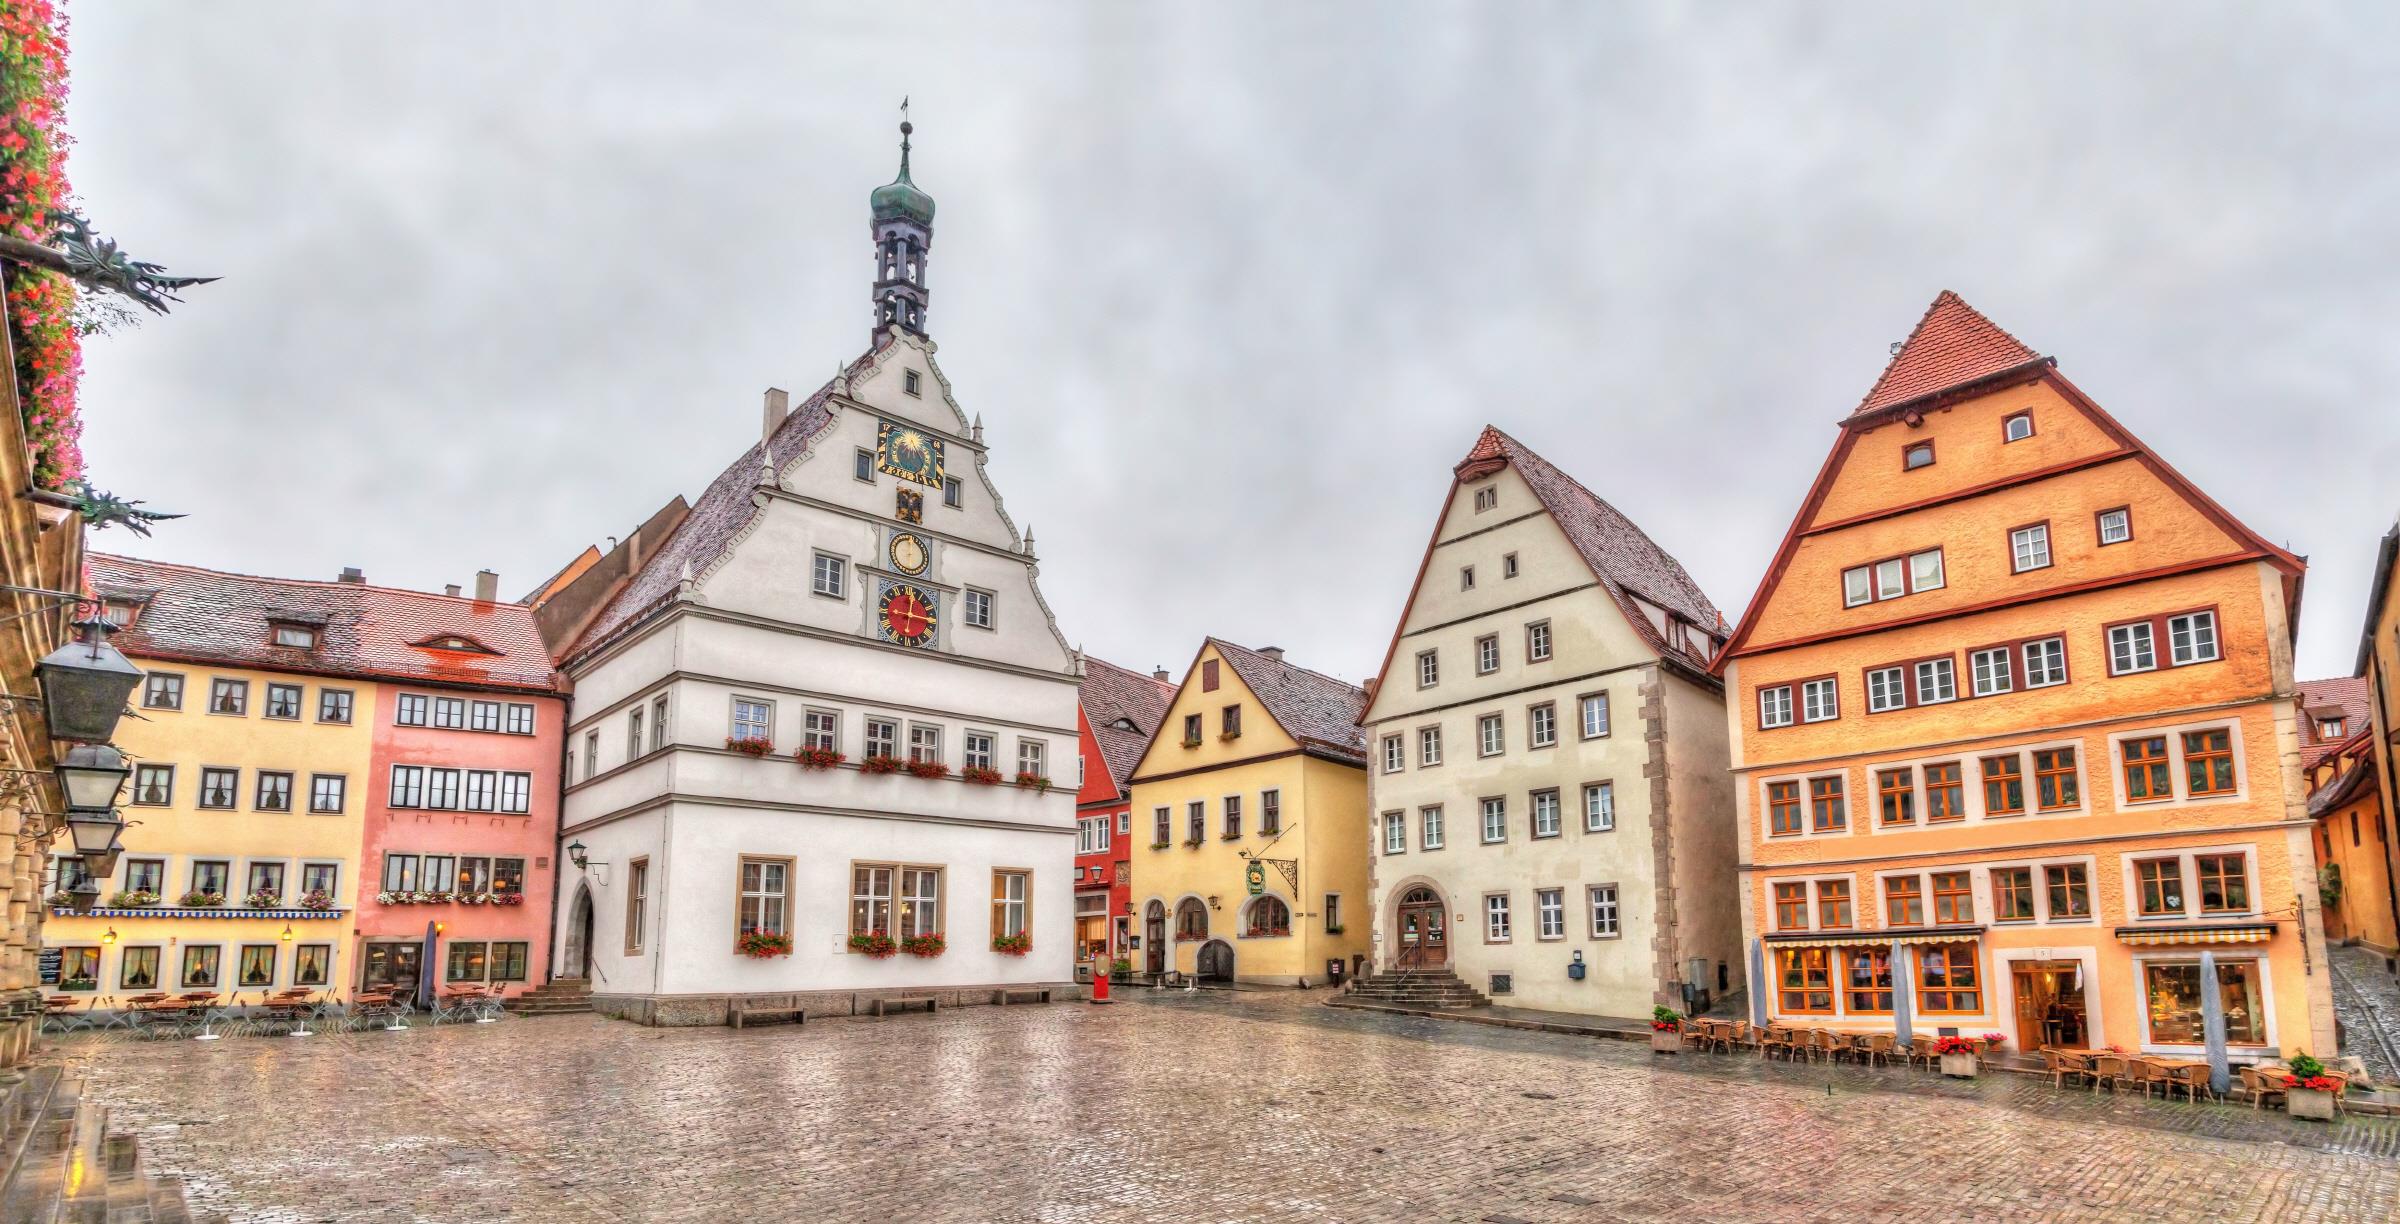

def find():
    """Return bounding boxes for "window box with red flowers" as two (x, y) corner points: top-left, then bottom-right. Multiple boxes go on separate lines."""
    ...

(1174, 930), (1206, 943)
(905, 759), (950, 780)
(1, 0), (85, 489)
(725, 737), (776, 758)
(961, 765), (1004, 786)
(861, 755), (905, 776)
(1243, 926), (1289, 939)
(849, 930), (898, 958)
(794, 747), (845, 771)
(901, 933), (945, 958)
(1014, 771), (1052, 792)
(737, 931), (793, 959)
(991, 932), (1031, 956)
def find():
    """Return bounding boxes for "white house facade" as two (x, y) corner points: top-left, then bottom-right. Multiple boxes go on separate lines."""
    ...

(543, 124), (1081, 1024)
(1358, 427), (1743, 1020)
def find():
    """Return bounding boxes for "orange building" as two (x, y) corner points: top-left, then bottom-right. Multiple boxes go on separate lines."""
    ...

(2297, 678), (2393, 954)
(1717, 292), (2333, 1075)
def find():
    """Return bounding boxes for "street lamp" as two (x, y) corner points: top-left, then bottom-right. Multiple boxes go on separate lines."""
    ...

(83, 836), (120, 881)
(64, 808), (122, 858)
(53, 743), (129, 811)
(34, 617), (144, 744)
(101, 926), (116, 945)
(67, 879), (100, 915)
(566, 840), (588, 870)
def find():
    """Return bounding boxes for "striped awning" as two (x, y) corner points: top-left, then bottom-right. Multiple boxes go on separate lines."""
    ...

(2114, 922), (2275, 946)
(1763, 926), (1982, 951)
(50, 907), (348, 921)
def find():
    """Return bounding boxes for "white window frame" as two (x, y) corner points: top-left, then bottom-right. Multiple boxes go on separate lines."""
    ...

(1381, 735), (1404, 774)
(1588, 884), (1620, 939)
(1526, 620), (1551, 662)
(1477, 714), (1504, 758)
(1484, 893), (1511, 942)
(1535, 888), (1566, 940)
(1800, 678), (1838, 723)
(811, 552), (847, 598)
(2108, 622), (2157, 675)
(1416, 651), (1438, 689)
(731, 696), (774, 744)
(963, 588), (995, 630)
(2010, 524), (2052, 573)
(1479, 796), (1507, 844)
(2022, 637), (2068, 688)
(1580, 692), (1610, 739)
(1475, 635), (1499, 675)
(1528, 703), (1556, 749)
(2098, 507), (2131, 545)
(1969, 647), (2013, 697)
(1418, 726), (1442, 767)
(1583, 782), (1614, 833)
(1420, 805), (1445, 850)
(2167, 611), (2219, 666)
(1758, 685), (1794, 729)
(1913, 657), (1956, 705)
(1382, 812), (1406, 855)
(1866, 666), (1906, 712)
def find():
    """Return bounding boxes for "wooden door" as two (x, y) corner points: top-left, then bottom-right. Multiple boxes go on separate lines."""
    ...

(2011, 965), (2045, 1051)
(1397, 899), (1447, 968)
(1143, 905), (1165, 975)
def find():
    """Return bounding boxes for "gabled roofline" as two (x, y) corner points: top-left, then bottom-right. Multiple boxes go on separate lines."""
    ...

(2355, 515), (2400, 677)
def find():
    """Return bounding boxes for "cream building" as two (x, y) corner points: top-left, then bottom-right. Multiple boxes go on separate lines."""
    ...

(1356, 426), (1741, 1019)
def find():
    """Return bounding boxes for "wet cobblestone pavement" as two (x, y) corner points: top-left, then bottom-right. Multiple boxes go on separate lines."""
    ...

(52, 987), (2400, 1222)
(2329, 942), (2400, 1084)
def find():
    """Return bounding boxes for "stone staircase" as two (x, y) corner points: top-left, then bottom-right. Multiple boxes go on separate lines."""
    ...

(1341, 967), (1491, 1011)
(506, 977), (595, 1017)
(0, 1063), (193, 1223)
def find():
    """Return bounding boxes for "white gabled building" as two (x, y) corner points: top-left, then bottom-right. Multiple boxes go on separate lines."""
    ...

(537, 121), (1081, 1024)
(1356, 426), (1742, 1020)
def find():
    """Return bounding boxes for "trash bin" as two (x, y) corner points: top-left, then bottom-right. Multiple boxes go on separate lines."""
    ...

(1325, 958), (1346, 986)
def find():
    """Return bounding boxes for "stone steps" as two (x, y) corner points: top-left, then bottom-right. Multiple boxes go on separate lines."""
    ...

(506, 977), (595, 1015)
(1345, 970), (1491, 1010)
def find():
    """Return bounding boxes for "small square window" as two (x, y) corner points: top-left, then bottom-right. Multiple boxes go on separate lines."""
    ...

(2003, 412), (2033, 442)
(2097, 507), (2131, 546)
(1502, 553), (1519, 578)
(963, 588), (995, 630)
(853, 449), (875, 482)
(903, 369), (922, 396)
(942, 476), (962, 508)
(1460, 566), (1475, 591)
(2010, 524), (2051, 573)
(812, 553), (846, 598)
(1903, 441), (1934, 470)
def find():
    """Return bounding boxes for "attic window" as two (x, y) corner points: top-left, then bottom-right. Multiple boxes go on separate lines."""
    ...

(1903, 442), (1935, 470)
(2003, 412), (2034, 443)
(903, 369), (922, 397)
(2319, 718), (2346, 741)
(1110, 718), (1139, 733)
(413, 634), (499, 656)
(100, 600), (139, 628)
(271, 625), (318, 649)
(1473, 486), (1498, 513)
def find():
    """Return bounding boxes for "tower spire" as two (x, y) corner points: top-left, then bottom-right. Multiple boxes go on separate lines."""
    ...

(869, 101), (935, 344)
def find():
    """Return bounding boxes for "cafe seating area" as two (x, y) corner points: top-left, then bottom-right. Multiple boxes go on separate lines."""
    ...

(37, 984), (512, 1040)
(1681, 1018), (1999, 1072)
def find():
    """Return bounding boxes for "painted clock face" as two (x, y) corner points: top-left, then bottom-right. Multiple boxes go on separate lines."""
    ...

(888, 532), (929, 575)
(876, 420), (946, 488)
(877, 583), (939, 648)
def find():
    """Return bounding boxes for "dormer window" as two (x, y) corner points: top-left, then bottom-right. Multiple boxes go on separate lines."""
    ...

(411, 633), (499, 656)
(2319, 718), (2346, 741)
(100, 600), (139, 628)
(1903, 441), (1935, 470)
(271, 625), (317, 649)
(2003, 412), (2034, 442)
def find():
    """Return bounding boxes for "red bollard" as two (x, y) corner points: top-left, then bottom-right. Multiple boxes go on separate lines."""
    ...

(1089, 966), (1112, 1005)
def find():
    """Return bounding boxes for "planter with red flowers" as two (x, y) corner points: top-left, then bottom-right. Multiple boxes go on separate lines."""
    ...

(906, 759), (951, 780)
(849, 930), (898, 958)
(725, 737), (776, 758)
(961, 765), (1004, 786)
(2283, 1053), (2341, 1120)
(901, 933), (946, 958)
(1932, 1035), (1987, 1078)
(991, 932), (1031, 957)
(1650, 1006), (1684, 1054)
(861, 755), (906, 776)
(1013, 771), (1052, 792)
(736, 931), (793, 959)
(795, 747), (846, 771)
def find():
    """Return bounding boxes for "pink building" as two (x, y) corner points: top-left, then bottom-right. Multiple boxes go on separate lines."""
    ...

(351, 576), (566, 1000)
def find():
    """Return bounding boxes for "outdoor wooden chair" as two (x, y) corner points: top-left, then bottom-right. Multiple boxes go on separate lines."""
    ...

(1908, 1035), (1939, 1070)
(2237, 1066), (2284, 1111)
(2044, 1048), (2093, 1090)
(2125, 1058), (2167, 1100)
(1859, 1033), (1896, 1069)
(2165, 1062), (2213, 1103)
(1759, 1027), (1796, 1061)
(1720, 1021), (1751, 1055)
(2089, 1054), (2129, 1095)
(1813, 1030), (1845, 1063)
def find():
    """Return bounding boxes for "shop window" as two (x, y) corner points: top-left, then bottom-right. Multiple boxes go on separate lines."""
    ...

(1915, 942), (1981, 1014)
(1776, 947), (1833, 1014)
(2142, 959), (2265, 1046)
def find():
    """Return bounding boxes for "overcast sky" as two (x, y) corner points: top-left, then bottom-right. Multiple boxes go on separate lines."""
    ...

(65, 3), (2400, 686)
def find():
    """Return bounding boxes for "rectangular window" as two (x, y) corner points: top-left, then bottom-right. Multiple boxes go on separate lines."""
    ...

(1809, 776), (1847, 833)
(1016, 739), (1046, 778)
(1153, 807), (1170, 845)
(1530, 788), (1561, 838)
(1528, 703), (1556, 748)
(963, 588), (995, 630)
(2022, 637), (2067, 687)
(1877, 768), (1915, 826)
(1477, 714), (1503, 757)
(1474, 486), (1497, 512)
(293, 944), (331, 986)
(1777, 947), (1834, 1014)
(1418, 726), (1442, 766)
(1923, 762), (1964, 823)
(1536, 888), (1565, 939)
(1324, 894), (1342, 933)
(907, 723), (942, 765)
(1583, 782), (1614, 833)
(1526, 621), (1551, 662)
(262, 684), (303, 720)
(865, 718), (897, 759)
(433, 697), (466, 729)
(1221, 704), (1242, 737)
(1476, 634), (1499, 674)
(1480, 797), (1506, 844)
(1420, 805), (1445, 849)
(898, 867), (941, 937)
(1222, 794), (1243, 839)
(317, 689), (354, 724)
(1866, 666), (1906, 712)
(1844, 947), (1894, 1015)
(1580, 693), (1609, 739)
(1187, 802), (1205, 843)
(627, 707), (645, 759)
(1766, 780), (1802, 836)
(506, 703), (537, 735)
(382, 854), (418, 892)
(2196, 854), (2249, 913)
(468, 700), (501, 732)
(190, 860), (229, 897)
(1417, 651), (1438, 688)
(2136, 858), (2186, 917)
(1816, 879), (1853, 929)
(1773, 882), (1809, 930)
(424, 768), (461, 809)
(181, 946), (221, 989)
(1843, 567), (1872, 607)
(1800, 678), (1838, 723)
(740, 857), (790, 937)
(854, 449), (874, 482)
(2108, 622), (2157, 675)
(991, 870), (1030, 940)
(446, 942), (489, 984)
(2143, 960), (2265, 1046)
(1969, 647), (2013, 696)
(489, 942), (528, 983)
(209, 678), (249, 715)
(963, 730), (993, 771)
(796, 709), (839, 753)
(309, 774), (346, 813)
(1260, 789), (1281, 835)
(1931, 871), (1973, 924)
(1381, 735), (1404, 773)
(463, 770), (498, 811)
(1981, 755), (2024, 816)
(246, 862), (286, 903)
(812, 553), (846, 597)
(2044, 863), (2091, 919)
(143, 672), (184, 709)
(2168, 611), (2219, 666)
(1758, 686), (1793, 729)
(119, 946), (160, 990)
(1503, 552), (1518, 578)
(2122, 736), (2171, 802)
(1484, 894), (1511, 942)
(2010, 523), (2052, 572)
(388, 765), (424, 808)
(732, 698), (773, 744)
(1916, 942), (1981, 1014)
(1181, 713), (1202, 745)
(498, 772), (531, 813)
(1883, 875), (1924, 926)
(298, 861), (335, 899)
(133, 764), (173, 806)
(1991, 867), (2036, 922)
(1383, 812), (1407, 855)
(2183, 728), (2235, 796)
(397, 693), (427, 726)
(1460, 566), (1475, 590)
(125, 859), (165, 895)
(254, 771), (293, 812)
(2033, 747), (2079, 811)
(942, 476), (961, 507)
(1914, 657), (1956, 704)
(2097, 507), (2131, 545)
(1909, 549), (1944, 592)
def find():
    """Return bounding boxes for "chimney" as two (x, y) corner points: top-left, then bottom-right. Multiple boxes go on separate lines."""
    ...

(473, 569), (499, 602)
(1257, 645), (1286, 663)
(444, 584), (462, 598)
(1153, 666), (1170, 682)
(762, 387), (789, 441)
(337, 567), (364, 584)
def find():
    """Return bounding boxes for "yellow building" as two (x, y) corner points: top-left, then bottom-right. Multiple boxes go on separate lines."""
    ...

(1127, 640), (1370, 986)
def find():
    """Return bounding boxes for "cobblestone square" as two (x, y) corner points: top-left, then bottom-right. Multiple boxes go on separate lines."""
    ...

(58, 989), (2400, 1223)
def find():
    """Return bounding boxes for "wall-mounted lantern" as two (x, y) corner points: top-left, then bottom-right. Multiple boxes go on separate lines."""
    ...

(1567, 949), (1586, 981)
(35, 617), (144, 744)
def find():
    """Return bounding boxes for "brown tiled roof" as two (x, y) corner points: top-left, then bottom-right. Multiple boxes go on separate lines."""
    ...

(1080, 656), (1178, 792)
(2308, 755), (2375, 818)
(566, 338), (894, 662)
(1213, 639), (1368, 765)
(87, 554), (560, 693)
(1459, 426), (1725, 670)
(2296, 676), (2374, 771)
(1852, 290), (2043, 417)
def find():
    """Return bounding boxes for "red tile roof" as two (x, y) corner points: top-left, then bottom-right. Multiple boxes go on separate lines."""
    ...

(1852, 291), (2043, 417)
(1080, 656), (1179, 793)
(2296, 676), (2374, 771)
(88, 554), (561, 693)
(1213, 639), (1368, 765)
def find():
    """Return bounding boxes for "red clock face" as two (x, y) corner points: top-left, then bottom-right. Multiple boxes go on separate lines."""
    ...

(878, 584), (938, 647)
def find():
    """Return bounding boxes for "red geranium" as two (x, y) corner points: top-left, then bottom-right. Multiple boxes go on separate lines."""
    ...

(1, 0), (83, 486)
(905, 759), (950, 780)
(794, 747), (845, 770)
(861, 755), (905, 775)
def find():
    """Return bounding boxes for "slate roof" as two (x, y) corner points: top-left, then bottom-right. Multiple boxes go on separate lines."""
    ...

(566, 338), (894, 662)
(1213, 639), (1368, 765)
(2296, 676), (2375, 771)
(1456, 426), (1724, 670)
(1080, 656), (1179, 793)
(1852, 290), (2043, 417)
(87, 554), (560, 693)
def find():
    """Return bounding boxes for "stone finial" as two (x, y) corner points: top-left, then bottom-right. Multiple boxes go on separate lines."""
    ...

(759, 445), (776, 487)
(1022, 525), (1035, 558)
(972, 414), (984, 445)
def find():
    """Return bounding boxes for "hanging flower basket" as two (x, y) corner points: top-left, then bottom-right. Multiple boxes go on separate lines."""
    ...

(795, 747), (846, 771)
(906, 759), (951, 780)
(1013, 771), (1052, 792)
(901, 933), (946, 958)
(179, 890), (225, 908)
(725, 737), (776, 757)
(737, 931), (794, 959)
(992, 932), (1032, 956)
(861, 755), (906, 775)
(297, 889), (334, 912)
(849, 930), (898, 958)
(961, 765), (1004, 785)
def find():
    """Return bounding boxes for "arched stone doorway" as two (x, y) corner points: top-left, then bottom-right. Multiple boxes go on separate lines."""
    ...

(560, 882), (594, 980)
(1393, 885), (1448, 969)
(1196, 939), (1235, 984)
(1143, 900), (1167, 975)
